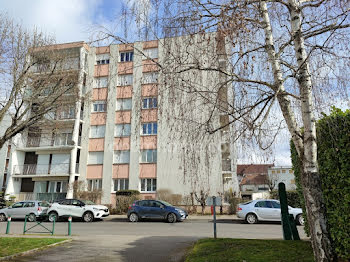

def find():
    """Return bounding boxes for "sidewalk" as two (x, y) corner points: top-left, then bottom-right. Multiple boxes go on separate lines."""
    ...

(104, 214), (238, 221)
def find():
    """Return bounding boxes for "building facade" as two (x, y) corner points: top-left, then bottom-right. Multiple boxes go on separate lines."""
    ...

(3, 33), (236, 205)
(268, 166), (296, 191)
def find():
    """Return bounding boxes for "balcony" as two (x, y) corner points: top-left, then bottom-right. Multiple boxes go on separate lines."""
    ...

(18, 136), (81, 151)
(13, 163), (79, 176)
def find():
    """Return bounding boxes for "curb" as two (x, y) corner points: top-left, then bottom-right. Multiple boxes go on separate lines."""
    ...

(0, 238), (72, 261)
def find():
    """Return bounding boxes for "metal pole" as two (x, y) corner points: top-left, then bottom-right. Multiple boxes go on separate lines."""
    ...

(213, 196), (217, 239)
(52, 216), (55, 236)
(23, 215), (27, 234)
(6, 216), (11, 234)
(68, 216), (72, 236)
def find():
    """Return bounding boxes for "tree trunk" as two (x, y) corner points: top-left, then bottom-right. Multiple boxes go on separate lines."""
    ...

(288, 1), (335, 260)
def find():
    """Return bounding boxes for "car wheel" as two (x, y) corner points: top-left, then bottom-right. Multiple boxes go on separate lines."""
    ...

(83, 212), (94, 222)
(167, 213), (177, 223)
(48, 212), (58, 222)
(0, 213), (6, 222)
(297, 214), (304, 226)
(129, 213), (139, 222)
(27, 213), (36, 222)
(246, 213), (258, 224)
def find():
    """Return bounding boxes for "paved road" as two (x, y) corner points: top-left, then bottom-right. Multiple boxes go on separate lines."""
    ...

(0, 218), (307, 262)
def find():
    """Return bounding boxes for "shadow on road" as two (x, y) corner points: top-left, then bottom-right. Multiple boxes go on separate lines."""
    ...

(119, 236), (199, 262)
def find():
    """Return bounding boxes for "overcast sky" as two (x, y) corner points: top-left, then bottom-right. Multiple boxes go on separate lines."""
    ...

(0, 0), (293, 166)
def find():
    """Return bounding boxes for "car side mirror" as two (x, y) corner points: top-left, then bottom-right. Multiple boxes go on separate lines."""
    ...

(160, 205), (164, 209)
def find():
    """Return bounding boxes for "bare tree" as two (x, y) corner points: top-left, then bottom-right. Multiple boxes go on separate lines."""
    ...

(194, 189), (209, 215)
(99, 1), (349, 260)
(0, 14), (80, 150)
(266, 173), (278, 192)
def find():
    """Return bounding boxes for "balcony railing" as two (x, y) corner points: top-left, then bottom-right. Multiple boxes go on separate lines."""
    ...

(24, 136), (81, 148)
(13, 164), (79, 176)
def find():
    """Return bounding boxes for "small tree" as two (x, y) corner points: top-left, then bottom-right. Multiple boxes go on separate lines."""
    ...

(266, 174), (278, 192)
(194, 190), (209, 215)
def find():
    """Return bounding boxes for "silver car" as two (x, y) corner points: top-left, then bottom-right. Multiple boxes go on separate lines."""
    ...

(0, 200), (49, 222)
(237, 199), (304, 225)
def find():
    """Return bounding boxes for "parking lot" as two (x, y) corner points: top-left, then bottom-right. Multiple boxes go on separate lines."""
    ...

(0, 216), (307, 262)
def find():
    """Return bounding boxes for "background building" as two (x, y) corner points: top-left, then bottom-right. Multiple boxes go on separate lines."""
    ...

(4, 33), (234, 206)
(267, 166), (296, 191)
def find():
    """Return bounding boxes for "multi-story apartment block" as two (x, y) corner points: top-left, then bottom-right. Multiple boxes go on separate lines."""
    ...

(3, 33), (236, 206)
(268, 166), (296, 191)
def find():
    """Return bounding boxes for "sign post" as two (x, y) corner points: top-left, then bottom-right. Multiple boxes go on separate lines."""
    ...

(213, 196), (217, 239)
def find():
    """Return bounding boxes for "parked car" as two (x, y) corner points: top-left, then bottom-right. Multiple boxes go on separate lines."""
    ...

(47, 199), (109, 222)
(127, 200), (188, 223)
(0, 200), (49, 222)
(237, 199), (304, 225)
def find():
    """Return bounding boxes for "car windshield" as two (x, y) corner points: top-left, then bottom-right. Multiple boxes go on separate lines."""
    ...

(39, 201), (50, 207)
(81, 200), (95, 205)
(157, 200), (173, 206)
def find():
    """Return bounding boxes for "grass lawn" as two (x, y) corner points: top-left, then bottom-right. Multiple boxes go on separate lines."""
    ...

(0, 237), (67, 257)
(185, 238), (314, 262)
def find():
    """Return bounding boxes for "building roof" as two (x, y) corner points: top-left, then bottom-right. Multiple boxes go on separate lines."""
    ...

(237, 164), (274, 175)
(240, 174), (268, 186)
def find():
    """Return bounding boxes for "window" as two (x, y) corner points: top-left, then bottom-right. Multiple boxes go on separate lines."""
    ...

(88, 152), (104, 164)
(23, 202), (35, 208)
(90, 125), (106, 138)
(142, 97), (157, 109)
(59, 106), (75, 119)
(114, 150), (130, 164)
(48, 181), (67, 193)
(120, 52), (134, 62)
(113, 179), (129, 191)
(140, 178), (157, 192)
(54, 133), (73, 146)
(12, 202), (24, 208)
(96, 54), (110, 65)
(115, 124), (131, 137)
(141, 149), (157, 163)
(272, 170), (275, 174)
(289, 169), (293, 173)
(117, 74), (133, 86)
(87, 179), (102, 191)
(116, 98), (132, 111)
(142, 72), (158, 84)
(143, 48), (158, 59)
(142, 122), (157, 135)
(271, 201), (281, 208)
(282, 169), (286, 173)
(92, 101), (106, 112)
(95, 77), (108, 88)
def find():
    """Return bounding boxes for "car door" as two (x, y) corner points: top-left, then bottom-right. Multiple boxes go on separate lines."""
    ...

(57, 199), (72, 217)
(270, 201), (282, 221)
(22, 202), (36, 218)
(138, 200), (151, 218)
(148, 201), (165, 218)
(254, 201), (273, 220)
(7, 202), (24, 218)
(70, 199), (85, 217)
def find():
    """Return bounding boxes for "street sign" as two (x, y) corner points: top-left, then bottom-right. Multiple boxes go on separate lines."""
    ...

(206, 196), (222, 206)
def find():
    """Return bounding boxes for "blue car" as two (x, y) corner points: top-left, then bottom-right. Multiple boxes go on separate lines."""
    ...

(127, 200), (188, 223)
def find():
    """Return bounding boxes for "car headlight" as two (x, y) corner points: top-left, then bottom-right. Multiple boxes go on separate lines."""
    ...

(175, 208), (185, 214)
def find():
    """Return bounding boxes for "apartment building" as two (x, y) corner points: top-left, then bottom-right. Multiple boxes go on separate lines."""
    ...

(3, 33), (236, 206)
(268, 166), (296, 191)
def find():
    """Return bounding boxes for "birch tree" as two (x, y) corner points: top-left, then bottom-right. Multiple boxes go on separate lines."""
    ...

(0, 14), (80, 150)
(100, 0), (349, 260)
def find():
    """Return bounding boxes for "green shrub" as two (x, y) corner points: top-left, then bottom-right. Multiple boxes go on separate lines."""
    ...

(269, 190), (303, 209)
(115, 194), (141, 214)
(224, 189), (240, 214)
(291, 107), (350, 259)
(115, 190), (140, 196)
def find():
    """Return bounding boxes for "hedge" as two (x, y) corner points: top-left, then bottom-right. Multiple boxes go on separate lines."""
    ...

(269, 190), (302, 209)
(291, 107), (350, 259)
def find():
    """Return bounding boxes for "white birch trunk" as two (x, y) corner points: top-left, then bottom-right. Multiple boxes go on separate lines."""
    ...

(287, 1), (334, 260)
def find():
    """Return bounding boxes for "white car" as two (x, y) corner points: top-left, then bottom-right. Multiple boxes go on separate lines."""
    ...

(237, 199), (304, 225)
(47, 199), (109, 222)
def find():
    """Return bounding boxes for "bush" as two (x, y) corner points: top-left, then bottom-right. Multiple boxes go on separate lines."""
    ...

(115, 195), (141, 214)
(115, 190), (140, 196)
(269, 190), (302, 208)
(224, 189), (240, 214)
(71, 181), (102, 203)
(156, 189), (183, 206)
(291, 108), (350, 259)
